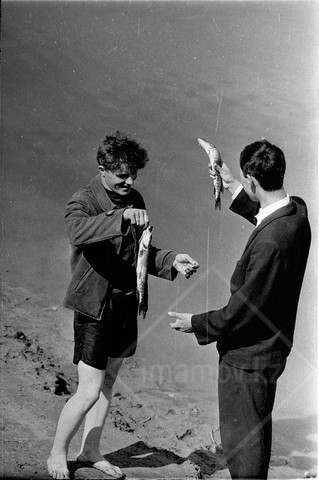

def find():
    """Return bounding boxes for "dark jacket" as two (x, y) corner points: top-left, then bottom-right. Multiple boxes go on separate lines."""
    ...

(63, 174), (177, 320)
(191, 189), (311, 369)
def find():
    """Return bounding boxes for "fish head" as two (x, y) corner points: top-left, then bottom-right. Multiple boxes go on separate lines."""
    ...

(198, 138), (213, 153)
(198, 138), (221, 166)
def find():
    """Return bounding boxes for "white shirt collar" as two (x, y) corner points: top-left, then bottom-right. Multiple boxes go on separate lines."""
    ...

(255, 194), (290, 227)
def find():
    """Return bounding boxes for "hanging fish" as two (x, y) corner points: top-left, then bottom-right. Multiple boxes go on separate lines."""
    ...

(136, 225), (153, 318)
(198, 138), (223, 210)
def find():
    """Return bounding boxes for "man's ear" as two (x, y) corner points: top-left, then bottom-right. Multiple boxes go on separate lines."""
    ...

(98, 166), (105, 174)
(247, 174), (257, 194)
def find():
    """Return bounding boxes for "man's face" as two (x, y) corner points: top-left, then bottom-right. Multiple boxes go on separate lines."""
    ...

(100, 165), (137, 196)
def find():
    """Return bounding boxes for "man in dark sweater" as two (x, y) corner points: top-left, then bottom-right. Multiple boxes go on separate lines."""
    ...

(47, 131), (199, 479)
(168, 140), (311, 479)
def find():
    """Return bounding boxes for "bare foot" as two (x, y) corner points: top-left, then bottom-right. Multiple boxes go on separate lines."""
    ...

(77, 454), (124, 478)
(47, 454), (70, 479)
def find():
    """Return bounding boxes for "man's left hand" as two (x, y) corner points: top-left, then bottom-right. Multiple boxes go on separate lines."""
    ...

(168, 311), (193, 333)
(173, 254), (199, 278)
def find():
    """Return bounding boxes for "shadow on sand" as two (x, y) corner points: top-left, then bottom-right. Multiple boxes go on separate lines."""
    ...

(66, 415), (317, 479)
(67, 440), (226, 478)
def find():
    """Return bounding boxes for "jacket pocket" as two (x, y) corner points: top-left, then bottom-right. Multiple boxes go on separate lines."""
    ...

(73, 266), (94, 292)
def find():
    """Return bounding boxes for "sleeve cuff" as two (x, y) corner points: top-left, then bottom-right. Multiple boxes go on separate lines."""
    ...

(231, 184), (243, 200)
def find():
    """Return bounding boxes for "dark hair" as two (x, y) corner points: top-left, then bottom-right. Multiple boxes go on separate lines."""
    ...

(97, 131), (149, 173)
(240, 140), (286, 191)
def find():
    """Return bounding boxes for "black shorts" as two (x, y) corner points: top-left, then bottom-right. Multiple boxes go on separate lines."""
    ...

(73, 291), (138, 370)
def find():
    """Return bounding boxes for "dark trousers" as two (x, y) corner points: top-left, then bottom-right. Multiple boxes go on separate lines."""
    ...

(218, 358), (286, 479)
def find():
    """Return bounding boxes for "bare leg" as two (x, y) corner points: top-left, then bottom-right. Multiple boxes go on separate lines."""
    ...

(77, 357), (124, 477)
(47, 361), (105, 479)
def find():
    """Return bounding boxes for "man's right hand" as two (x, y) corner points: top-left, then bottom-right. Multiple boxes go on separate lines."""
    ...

(123, 208), (150, 227)
(211, 162), (241, 195)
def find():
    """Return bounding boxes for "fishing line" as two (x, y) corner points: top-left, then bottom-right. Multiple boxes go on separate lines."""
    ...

(204, 194), (225, 339)
(206, 225), (210, 339)
(217, 204), (225, 254)
(215, 89), (223, 136)
(206, 225), (210, 314)
(137, 16), (141, 37)
(173, 278), (179, 388)
(175, 281), (179, 378)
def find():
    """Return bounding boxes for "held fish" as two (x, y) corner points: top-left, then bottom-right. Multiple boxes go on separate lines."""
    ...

(136, 225), (153, 318)
(198, 138), (223, 210)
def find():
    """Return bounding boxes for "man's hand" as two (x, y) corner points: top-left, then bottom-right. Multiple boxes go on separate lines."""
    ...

(173, 254), (199, 278)
(209, 161), (241, 195)
(168, 311), (193, 333)
(123, 208), (150, 227)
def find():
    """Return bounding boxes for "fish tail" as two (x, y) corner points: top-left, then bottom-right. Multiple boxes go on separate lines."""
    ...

(138, 285), (148, 318)
(138, 304), (147, 319)
(214, 197), (221, 210)
(138, 303), (146, 318)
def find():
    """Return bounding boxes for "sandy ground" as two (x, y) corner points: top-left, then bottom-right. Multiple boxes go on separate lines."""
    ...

(2, 280), (317, 480)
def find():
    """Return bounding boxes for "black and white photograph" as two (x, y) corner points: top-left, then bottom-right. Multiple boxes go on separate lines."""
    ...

(2, 0), (318, 479)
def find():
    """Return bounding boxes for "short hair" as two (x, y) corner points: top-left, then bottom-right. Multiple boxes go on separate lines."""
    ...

(97, 130), (149, 173)
(240, 140), (286, 191)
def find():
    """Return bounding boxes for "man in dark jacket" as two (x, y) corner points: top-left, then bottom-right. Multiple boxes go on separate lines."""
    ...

(168, 140), (311, 479)
(47, 131), (199, 480)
